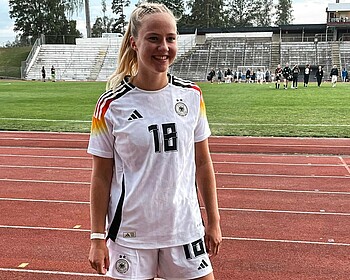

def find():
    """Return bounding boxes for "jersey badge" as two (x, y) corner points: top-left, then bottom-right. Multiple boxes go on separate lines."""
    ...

(115, 255), (130, 274)
(175, 99), (188, 117)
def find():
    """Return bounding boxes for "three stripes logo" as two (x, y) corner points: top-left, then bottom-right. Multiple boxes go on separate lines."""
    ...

(198, 259), (209, 270)
(128, 110), (143, 121)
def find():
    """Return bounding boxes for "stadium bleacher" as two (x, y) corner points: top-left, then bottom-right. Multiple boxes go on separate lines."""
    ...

(23, 31), (350, 82)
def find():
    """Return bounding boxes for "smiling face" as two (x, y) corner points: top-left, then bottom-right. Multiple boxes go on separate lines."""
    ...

(130, 12), (178, 81)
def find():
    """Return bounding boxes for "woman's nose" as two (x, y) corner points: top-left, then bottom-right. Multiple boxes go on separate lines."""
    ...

(158, 39), (169, 51)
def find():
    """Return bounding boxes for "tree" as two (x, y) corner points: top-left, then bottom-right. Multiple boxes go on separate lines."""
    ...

(9, 0), (82, 44)
(111, 0), (131, 34)
(92, 0), (117, 37)
(148, 0), (186, 18)
(226, 0), (264, 27)
(274, 0), (294, 25)
(92, 17), (117, 37)
(65, 0), (91, 38)
(186, 0), (226, 28)
(255, 0), (273, 27)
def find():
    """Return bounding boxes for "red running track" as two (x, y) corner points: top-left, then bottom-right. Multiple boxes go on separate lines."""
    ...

(0, 131), (350, 279)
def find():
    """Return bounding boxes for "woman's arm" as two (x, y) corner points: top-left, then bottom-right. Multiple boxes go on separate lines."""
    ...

(89, 155), (113, 274)
(195, 139), (222, 257)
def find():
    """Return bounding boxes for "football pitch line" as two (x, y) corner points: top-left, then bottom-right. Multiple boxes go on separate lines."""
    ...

(0, 117), (91, 123)
(1, 117), (350, 128)
(211, 122), (350, 127)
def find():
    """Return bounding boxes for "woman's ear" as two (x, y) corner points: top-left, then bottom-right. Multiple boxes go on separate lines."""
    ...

(130, 37), (137, 51)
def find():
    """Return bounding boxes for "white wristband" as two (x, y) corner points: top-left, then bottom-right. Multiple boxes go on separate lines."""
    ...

(90, 233), (106, 240)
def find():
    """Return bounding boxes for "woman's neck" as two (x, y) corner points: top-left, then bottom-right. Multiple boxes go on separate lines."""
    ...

(131, 72), (168, 91)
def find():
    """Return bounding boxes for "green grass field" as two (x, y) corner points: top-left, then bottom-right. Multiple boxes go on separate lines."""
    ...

(0, 79), (349, 137)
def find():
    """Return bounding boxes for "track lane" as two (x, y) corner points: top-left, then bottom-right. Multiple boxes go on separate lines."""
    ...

(1, 132), (350, 279)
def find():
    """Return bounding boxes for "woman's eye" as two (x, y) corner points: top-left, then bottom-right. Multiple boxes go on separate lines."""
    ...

(168, 37), (176, 42)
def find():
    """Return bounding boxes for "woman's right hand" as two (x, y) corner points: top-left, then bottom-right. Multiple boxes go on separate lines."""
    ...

(89, 240), (110, 275)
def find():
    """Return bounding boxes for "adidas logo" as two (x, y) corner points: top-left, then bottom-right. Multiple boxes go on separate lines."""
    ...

(198, 259), (209, 270)
(128, 110), (143, 121)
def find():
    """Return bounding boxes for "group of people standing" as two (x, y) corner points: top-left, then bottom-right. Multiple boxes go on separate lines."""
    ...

(274, 63), (301, 89)
(41, 65), (56, 82)
(207, 67), (272, 84)
(274, 63), (347, 89)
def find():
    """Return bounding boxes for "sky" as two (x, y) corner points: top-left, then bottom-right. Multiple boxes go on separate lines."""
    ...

(0, 0), (348, 46)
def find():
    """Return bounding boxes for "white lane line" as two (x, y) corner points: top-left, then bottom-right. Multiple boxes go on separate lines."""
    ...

(0, 225), (89, 232)
(223, 237), (350, 246)
(0, 146), (85, 151)
(217, 187), (350, 195)
(2, 198), (349, 216)
(218, 207), (350, 216)
(0, 268), (102, 277)
(0, 178), (89, 185)
(0, 197), (89, 204)
(0, 154), (90, 159)
(211, 152), (349, 158)
(213, 161), (343, 167)
(216, 172), (350, 178)
(0, 225), (348, 248)
(339, 156), (350, 175)
(0, 164), (91, 171)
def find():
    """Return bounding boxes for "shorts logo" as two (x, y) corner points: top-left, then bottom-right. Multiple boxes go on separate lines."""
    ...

(115, 255), (130, 274)
(175, 99), (188, 117)
(123, 231), (136, 238)
(198, 259), (209, 270)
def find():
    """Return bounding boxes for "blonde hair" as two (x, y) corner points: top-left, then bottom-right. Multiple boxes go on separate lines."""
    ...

(107, 3), (177, 90)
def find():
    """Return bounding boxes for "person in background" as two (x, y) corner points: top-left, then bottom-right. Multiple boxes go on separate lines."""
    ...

(304, 64), (311, 87)
(315, 65), (324, 87)
(275, 64), (283, 89)
(330, 65), (339, 88)
(245, 68), (251, 83)
(282, 63), (292, 89)
(265, 69), (271, 84)
(341, 67), (348, 82)
(217, 68), (223, 84)
(51, 65), (56, 82)
(87, 3), (222, 280)
(291, 64), (300, 89)
(208, 68), (215, 83)
(41, 66), (46, 82)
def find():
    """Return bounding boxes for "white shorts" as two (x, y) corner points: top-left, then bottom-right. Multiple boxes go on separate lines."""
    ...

(332, 75), (338, 83)
(106, 238), (213, 280)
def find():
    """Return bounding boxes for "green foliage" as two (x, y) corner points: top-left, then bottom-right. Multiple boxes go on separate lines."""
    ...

(274, 0), (294, 25)
(9, 0), (82, 44)
(0, 47), (31, 78)
(0, 80), (350, 138)
(111, 0), (131, 33)
(227, 0), (263, 27)
(151, 0), (186, 18)
(186, 0), (226, 28)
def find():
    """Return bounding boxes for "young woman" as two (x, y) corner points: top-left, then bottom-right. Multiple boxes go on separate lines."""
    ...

(275, 64), (283, 89)
(315, 65), (324, 87)
(87, 3), (222, 280)
(303, 64), (310, 87)
(291, 64), (300, 89)
(282, 63), (292, 89)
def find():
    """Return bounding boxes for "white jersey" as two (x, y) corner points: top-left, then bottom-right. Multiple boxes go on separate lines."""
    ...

(87, 75), (211, 249)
